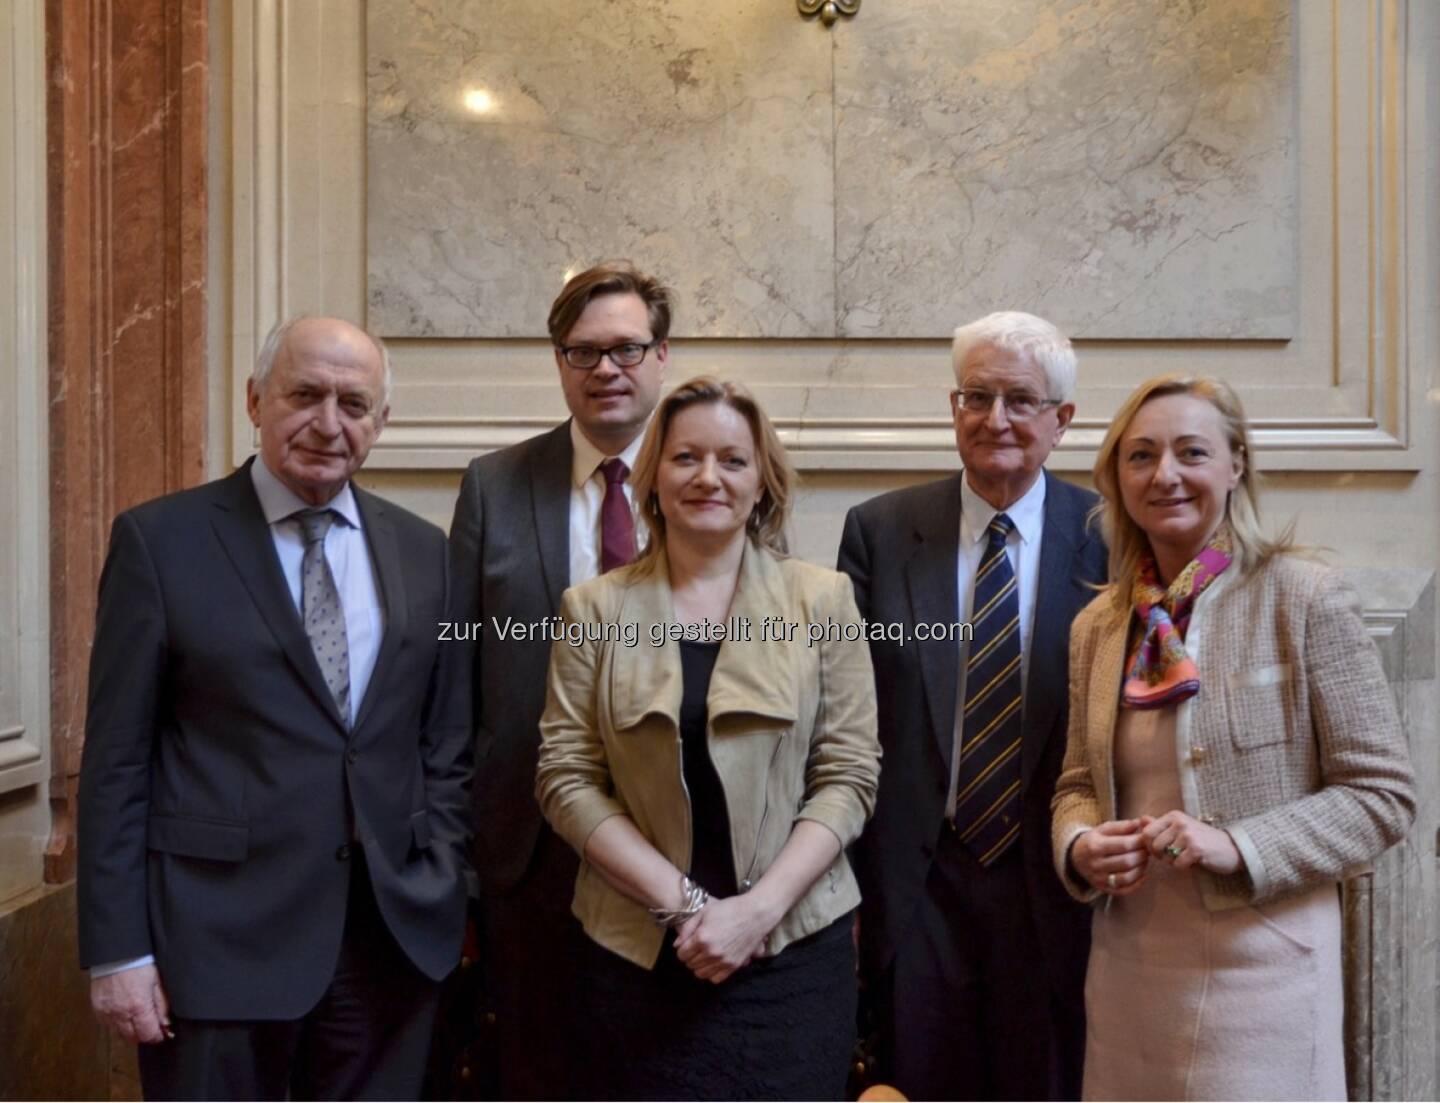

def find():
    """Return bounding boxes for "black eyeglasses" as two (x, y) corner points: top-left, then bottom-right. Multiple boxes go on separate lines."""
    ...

(951, 388), (1063, 420)
(557, 341), (658, 370)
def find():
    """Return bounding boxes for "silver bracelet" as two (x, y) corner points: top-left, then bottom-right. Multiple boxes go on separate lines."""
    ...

(648, 874), (710, 928)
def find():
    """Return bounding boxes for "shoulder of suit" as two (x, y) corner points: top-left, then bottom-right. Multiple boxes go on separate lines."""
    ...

(1045, 471), (1100, 510)
(118, 471), (241, 532)
(774, 554), (848, 596)
(464, 422), (569, 480)
(846, 474), (959, 525)
(1229, 550), (1334, 608)
(1072, 586), (1122, 640)
(558, 562), (633, 619)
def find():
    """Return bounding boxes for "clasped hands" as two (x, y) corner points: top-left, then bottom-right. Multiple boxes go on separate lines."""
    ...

(1071, 810), (1243, 896)
(674, 893), (783, 985)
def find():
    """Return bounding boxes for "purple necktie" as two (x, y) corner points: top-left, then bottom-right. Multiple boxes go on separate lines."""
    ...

(599, 458), (636, 573)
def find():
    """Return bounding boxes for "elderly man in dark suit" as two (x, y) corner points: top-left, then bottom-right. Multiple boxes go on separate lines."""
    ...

(78, 316), (469, 1100)
(838, 311), (1106, 1101)
(447, 262), (670, 1098)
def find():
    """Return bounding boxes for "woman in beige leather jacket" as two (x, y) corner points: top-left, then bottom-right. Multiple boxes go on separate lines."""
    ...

(536, 376), (880, 1100)
(1052, 373), (1414, 1100)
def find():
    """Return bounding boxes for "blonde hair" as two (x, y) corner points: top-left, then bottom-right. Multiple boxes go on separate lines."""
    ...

(1093, 373), (1293, 614)
(630, 376), (794, 570)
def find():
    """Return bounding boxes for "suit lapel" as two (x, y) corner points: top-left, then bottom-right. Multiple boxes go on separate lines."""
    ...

(531, 423), (574, 613)
(350, 487), (407, 733)
(209, 463), (348, 732)
(1022, 472), (1082, 789)
(906, 478), (963, 774)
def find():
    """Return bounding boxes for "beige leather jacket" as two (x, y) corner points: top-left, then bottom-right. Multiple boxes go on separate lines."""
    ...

(1053, 555), (1415, 909)
(536, 540), (881, 969)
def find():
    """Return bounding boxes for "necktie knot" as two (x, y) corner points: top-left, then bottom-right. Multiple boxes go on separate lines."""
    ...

(294, 508), (338, 547)
(599, 458), (629, 487)
(987, 512), (1015, 544)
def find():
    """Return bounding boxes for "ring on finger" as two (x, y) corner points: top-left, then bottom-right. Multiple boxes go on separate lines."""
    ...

(1164, 844), (1183, 859)
(1107, 873), (1117, 890)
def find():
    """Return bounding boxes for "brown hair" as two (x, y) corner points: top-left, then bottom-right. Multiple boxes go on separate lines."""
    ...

(546, 262), (673, 345)
(1092, 372), (1294, 614)
(630, 376), (794, 568)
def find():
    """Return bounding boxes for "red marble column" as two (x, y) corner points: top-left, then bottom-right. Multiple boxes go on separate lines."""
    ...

(45, 0), (208, 885)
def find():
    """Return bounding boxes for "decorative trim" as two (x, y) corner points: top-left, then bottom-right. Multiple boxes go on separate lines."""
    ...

(0, 0), (50, 804)
(227, 0), (1421, 473)
(1342, 567), (1437, 1102)
(798, 0), (859, 28)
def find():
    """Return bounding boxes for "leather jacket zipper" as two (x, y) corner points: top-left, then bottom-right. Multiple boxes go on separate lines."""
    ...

(739, 733), (783, 891)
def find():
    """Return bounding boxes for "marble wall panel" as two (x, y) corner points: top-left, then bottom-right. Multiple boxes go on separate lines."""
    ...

(833, 0), (1296, 338)
(367, 0), (834, 337)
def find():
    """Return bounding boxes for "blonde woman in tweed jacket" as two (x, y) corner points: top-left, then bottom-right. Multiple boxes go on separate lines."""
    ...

(1052, 374), (1415, 1101)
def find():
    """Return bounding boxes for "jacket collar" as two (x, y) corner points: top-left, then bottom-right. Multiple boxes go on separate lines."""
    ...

(531, 421), (575, 615)
(905, 476), (964, 772)
(608, 539), (799, 732)
(1022, 470), (1092, 786)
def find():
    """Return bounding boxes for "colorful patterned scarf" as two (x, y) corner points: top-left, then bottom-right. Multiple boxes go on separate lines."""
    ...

(1121, 525), (1234, 709)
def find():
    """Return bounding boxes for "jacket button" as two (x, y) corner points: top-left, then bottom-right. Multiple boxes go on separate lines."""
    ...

(335, 844), (352, 861)
(346, 748), (358, 765)
(1190, 746), (1207, 763)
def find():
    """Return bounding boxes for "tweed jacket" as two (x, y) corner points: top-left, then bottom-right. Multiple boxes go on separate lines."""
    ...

(536, 539), (882, 969)
(1053, 553), (1415, 909)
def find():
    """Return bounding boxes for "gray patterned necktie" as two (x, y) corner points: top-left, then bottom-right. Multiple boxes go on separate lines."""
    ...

(294, 508), (351, 725)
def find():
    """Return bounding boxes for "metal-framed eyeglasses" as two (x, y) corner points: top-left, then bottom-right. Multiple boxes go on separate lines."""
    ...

(951, 388), (1064, 420)
(557, 341), (659, 371)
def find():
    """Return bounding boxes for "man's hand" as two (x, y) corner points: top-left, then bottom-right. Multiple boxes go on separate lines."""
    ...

(91, 964), (172, 1044)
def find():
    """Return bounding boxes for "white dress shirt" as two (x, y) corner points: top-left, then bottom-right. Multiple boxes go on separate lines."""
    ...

(91, 459), (385, 979)
(568, 420), (648, 586)
(946, 472), (1048, 815)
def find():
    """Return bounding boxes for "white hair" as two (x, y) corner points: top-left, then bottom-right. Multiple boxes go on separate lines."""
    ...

(251, 316), (393, 408)
(951, 310), (1077, 402)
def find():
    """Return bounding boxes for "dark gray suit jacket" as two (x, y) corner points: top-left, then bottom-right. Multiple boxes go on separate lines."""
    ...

(838, 470), (1105, 994)
(448, 422), (574, 893)
(77, 461), (470, 1019)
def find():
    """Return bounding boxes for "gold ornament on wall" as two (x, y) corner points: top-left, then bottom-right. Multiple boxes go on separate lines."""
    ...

(798, 0), (859, 28)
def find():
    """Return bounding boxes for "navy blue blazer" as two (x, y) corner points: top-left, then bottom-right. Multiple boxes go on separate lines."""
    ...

(838, 470), (1106, 994)
(77, 461), (470, 1019)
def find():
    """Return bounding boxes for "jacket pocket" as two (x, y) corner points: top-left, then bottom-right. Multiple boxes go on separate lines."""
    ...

(147, 813), (248, 862)
(410, 809), (433, 851)
(1225, 664), (1294, 749)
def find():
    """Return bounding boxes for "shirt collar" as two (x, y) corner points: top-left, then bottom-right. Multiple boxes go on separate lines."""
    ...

(250, 455), (362, 530)
(569, 419), (647, 489)
(960, 470), (1047, 548)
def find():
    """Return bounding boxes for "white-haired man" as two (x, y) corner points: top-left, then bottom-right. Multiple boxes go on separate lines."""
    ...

(838, 311), (1105, 1100)
(78, 316), (469, 1099)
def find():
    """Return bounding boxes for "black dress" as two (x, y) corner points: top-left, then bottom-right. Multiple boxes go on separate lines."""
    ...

(574, 640), (857, 1101)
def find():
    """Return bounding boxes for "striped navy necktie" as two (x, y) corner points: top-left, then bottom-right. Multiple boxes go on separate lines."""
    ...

(954, 512), (1023, 866)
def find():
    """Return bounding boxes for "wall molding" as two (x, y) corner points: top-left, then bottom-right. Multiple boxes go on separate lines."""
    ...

(223, 0), (1427, 474)
(0, 0), (50, 806)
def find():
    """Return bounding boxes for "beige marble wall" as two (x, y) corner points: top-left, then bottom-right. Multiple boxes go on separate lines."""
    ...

(367, 0), (1294, 340)
(367, 0), (835, 338)
(833, 0), (1295, 338)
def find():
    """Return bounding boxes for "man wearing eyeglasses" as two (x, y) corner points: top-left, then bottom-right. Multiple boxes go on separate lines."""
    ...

(447, 262), (669, 1098)
(838, 311), (1105, 1101)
